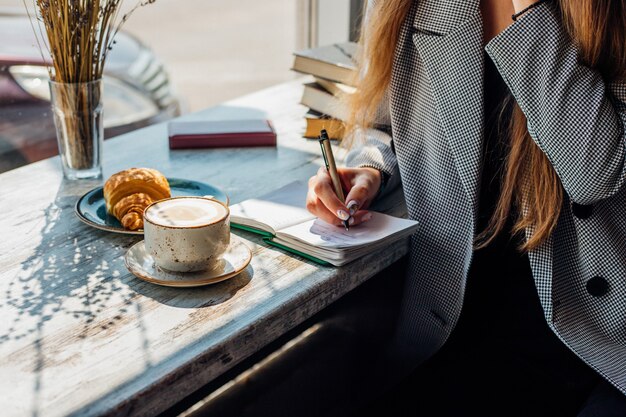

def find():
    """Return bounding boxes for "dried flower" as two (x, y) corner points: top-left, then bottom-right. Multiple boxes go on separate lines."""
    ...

(24, 0), (157, 83)
(22, 0), (156, 171)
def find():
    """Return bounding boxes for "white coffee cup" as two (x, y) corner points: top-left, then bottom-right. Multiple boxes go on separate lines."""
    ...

(143, 197), (230, 272)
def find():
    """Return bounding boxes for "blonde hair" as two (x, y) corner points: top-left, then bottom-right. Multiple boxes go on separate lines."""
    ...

(348, 0), (626, 252)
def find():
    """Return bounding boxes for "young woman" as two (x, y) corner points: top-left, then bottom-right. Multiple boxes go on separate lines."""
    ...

(306, 0), (626, 414)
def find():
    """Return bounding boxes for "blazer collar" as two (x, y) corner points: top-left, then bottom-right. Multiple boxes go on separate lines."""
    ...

(413, 0), (480, 35)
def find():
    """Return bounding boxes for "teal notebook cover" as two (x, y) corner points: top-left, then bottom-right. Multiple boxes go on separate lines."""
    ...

(230, 223), (273, 238)
(230, 223), (331, 266)
(263, 238), (332, 266)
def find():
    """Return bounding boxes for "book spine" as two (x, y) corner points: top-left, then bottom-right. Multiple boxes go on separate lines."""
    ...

(300, 85), (347, 121)
(169, 132), (277, 149)
(304, 119), (344, 139)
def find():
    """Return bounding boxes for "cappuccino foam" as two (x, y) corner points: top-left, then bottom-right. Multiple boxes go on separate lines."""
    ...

(145, 198), (228, 227)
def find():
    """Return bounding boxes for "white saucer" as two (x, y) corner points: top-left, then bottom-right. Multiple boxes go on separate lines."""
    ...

(125, 236), (252, 287)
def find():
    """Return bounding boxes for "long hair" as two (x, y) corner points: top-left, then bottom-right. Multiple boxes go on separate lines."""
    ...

(348, 0), (626, 252)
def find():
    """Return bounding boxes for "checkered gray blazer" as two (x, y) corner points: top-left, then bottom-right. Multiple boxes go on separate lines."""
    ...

(347, 0), (626, 393)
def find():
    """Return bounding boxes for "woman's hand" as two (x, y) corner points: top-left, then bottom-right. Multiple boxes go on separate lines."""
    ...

(306, 166), (382, 227)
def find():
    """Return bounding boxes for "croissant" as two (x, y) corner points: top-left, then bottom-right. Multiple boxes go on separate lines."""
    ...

(104, 168), (171, 230)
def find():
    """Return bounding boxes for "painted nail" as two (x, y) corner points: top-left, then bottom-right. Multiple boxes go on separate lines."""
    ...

(349, 217), (355, 226)
(347, 200), (359, 215)
(337, 210), (350, 221)
(362, 212), (373, 222)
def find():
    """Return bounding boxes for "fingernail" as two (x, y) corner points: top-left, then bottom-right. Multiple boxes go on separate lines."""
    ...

(349, 217), (355, 225)
(337, 210), (350, 220)
(362, 212), (373, 222)
(347, 200), (359, 215)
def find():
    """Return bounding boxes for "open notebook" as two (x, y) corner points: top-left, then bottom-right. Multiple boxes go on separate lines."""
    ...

(229, 181), (418, 266)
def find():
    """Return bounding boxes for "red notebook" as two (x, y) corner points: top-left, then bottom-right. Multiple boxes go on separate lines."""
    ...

(168, 119), (277, 149)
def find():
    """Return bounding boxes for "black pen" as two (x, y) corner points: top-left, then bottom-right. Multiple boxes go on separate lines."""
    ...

(318, 129), (350, 230)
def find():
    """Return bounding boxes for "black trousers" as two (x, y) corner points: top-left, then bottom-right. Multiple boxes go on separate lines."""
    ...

(360, 336), (626, 417)
(354, 257), (626, 417)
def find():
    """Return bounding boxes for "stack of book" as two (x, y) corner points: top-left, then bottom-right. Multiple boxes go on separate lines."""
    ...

(292, 42), (358, 140)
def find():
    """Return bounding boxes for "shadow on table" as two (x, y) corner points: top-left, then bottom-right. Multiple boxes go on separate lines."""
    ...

(126, 265), (253, 309)
(0, 179), (143, 416)
(1, 181), (140, 334)
(2, 116), (324, 415)
(1, 178), (256, 417)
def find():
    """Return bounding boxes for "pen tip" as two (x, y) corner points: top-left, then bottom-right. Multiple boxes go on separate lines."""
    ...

(343, 220), (350, 231)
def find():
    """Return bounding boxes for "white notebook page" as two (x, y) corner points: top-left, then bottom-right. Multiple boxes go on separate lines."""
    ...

(229, 181), (315, 233)
(276, 212), (419, 249)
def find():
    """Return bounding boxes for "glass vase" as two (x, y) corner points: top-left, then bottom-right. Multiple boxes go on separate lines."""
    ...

(49, 79), (104, 180)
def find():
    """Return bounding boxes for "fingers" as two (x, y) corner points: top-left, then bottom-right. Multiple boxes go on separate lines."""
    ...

(312, 167), (350, 221)
(306, 183), (374, 227)
(344, 171), (380, 214)
(306, 167), (380, 228)
(308, 199), (373, 228)
(347, 210), (373, 227)
(344, 184), (371, 215)
(306, 188), (343, 226)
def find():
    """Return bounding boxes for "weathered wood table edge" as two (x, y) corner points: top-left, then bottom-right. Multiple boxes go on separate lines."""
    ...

(0, 79), (409, 417)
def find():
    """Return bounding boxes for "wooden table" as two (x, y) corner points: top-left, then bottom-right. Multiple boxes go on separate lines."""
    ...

(0, 80), (408, 417)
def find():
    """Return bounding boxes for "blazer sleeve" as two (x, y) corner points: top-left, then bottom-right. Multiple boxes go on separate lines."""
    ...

(485, 3), (626, 205)
(345, 121), (401, 197)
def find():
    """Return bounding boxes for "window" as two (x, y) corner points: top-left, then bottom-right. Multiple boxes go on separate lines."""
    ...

(0, 0), (361, 173)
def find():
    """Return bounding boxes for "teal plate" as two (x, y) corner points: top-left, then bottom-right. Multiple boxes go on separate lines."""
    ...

(75, 178), (229, 235)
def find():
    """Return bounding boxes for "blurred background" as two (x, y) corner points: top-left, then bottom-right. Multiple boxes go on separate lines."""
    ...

(108, 0), (306, 112)
(0, 0), (361, 172)
(1, 0), (359, 111)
